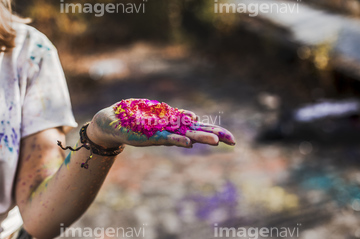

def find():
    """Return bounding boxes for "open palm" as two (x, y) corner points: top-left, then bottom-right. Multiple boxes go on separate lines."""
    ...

(88, 102), (236, 148)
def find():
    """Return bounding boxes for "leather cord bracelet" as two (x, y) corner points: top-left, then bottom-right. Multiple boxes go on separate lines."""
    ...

(57, 122), (125, 169)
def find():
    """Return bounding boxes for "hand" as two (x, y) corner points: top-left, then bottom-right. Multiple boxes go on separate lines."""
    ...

(87, 101), (236, 148)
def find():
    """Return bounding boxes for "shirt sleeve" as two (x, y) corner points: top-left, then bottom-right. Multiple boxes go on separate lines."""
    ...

(19, 27), (78, 138)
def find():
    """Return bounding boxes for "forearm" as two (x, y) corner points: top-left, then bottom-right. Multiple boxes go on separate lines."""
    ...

(15, 124), (121, 239)
(22, 146), (116, 238)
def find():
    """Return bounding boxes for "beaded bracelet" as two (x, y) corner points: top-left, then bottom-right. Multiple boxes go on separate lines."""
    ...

(57, 122), (125, 169)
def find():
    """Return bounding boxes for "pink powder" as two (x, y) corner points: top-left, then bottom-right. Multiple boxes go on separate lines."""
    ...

(113, 99), (196, 138)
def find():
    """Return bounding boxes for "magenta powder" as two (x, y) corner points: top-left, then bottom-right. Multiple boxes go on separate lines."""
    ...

(113, 99), (196, 138)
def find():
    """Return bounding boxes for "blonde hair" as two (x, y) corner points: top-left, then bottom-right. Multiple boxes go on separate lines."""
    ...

(0, 0), (30, 52)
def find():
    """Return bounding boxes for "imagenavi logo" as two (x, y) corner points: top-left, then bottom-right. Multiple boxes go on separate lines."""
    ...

(214, 223), (302, 238)
(214, 0), (300, 17)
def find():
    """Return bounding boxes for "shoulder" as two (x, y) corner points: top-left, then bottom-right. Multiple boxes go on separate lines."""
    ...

(12, 23), (55, 51)
(11, 23), (57, 65)
(10, 23), (59, 80)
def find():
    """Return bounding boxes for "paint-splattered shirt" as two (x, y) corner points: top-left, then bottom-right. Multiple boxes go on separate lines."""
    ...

(0, 23), (77, 238)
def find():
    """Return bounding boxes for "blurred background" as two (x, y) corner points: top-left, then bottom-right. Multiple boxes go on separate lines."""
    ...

(13, 0), (360, 238)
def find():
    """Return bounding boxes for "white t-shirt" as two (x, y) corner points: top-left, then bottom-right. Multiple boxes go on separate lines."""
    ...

(0, 23), (78, 238)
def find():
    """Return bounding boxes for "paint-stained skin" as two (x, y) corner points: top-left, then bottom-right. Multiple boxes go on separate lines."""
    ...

(62, 141), (79, 168)
(19, 133), (116, 207)
(64, 153), (71, 166)
(13, 132), (65, 208)
(29, 175), (52, 201)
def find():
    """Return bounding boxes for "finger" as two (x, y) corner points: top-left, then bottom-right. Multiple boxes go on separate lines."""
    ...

(195, 122), (226, 129)
(166, 134), (193, 148)
(180, 110), (197, 121)
(147, 131), (192, 148)
(198, 126), (236, 146)
(190, 122), (236, 145)
(185, 130), (219, 146)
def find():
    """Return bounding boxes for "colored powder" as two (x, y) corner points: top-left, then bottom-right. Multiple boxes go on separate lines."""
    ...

(113, 99), (197, 138)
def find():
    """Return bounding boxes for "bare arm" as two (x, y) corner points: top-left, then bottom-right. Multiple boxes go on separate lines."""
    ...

(15, 104), (236, 238)
(15, 127), (117, 239)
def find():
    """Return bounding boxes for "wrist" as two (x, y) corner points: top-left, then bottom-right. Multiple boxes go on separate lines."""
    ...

(86, 121), (123, 149)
